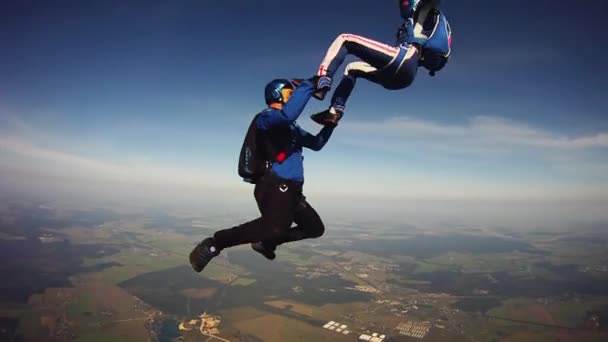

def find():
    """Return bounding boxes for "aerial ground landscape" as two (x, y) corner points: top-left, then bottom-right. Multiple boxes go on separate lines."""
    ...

(1, 194), (607, 342)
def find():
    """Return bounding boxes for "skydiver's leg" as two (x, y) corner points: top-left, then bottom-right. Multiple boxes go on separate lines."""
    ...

(310, 34), (401, 114)
(212, 175), (301, 251)
(311, 45), (419, 126)
(330, 61), (380, 113)
(311, 63), (379, 125)
(261, 196), (325, 250)
(314, 34), (420, 103)
(332, 45), (419, 111)
(313, 60), (395, 125)
(190, 174), (302, 271)
(317, 34), (400, 81)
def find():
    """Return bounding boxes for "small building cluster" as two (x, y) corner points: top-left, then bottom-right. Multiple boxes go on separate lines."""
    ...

(38, 233), (61, 243)
(178, 319), (197, 331)
(178, 312), (221, 335)
(358, 332), (386, 342)
(322, 321), (350, 335)
(199, 312), (221, 335)
(395, 321), (431, 339)
(346, 285), (379, 293)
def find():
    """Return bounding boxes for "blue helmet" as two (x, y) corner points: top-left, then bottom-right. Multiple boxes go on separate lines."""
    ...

(264, 79), (294, 105)
(400, 0), (442, 20)
(399, 0), (418, 19)
(401, 0), (441, 20)
(415, 9), (451, 76)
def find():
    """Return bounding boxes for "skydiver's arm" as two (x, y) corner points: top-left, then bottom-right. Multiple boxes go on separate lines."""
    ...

(256, 80), (316, 129)
(297, 125), (335, 151)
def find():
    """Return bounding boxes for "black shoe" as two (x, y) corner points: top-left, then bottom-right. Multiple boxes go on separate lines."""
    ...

(189, 238), (219, 273)
(251, 242), (276, 260)
(311, 109), (342, 126)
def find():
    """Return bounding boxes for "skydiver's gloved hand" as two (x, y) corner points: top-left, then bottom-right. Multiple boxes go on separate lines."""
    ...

(291, 76), (317, 87)
(308, 75), (320, 85)
(314, 75), (332, 101)
(291, 76), (329, 101)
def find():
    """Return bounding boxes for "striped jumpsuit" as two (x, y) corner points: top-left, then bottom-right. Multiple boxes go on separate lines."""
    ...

(316, 8), (422, 112)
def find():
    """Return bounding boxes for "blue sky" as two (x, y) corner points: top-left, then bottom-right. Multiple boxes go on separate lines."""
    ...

(1, 0), (608, 208)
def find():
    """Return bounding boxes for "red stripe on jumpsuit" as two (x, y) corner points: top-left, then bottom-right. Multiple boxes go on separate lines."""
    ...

(318, 34), (399, 76)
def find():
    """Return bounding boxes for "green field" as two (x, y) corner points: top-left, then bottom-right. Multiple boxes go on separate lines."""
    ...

(423, 252), (546, 275)
(76, 332), (135, 342)
(275, 248), (318, 267)
(0, 232), (26, 240)
(77, 229), (197, 284)
(15, 310), (44, 339)
(97, 251), (186, 284)
(231, 277), (257, 286)
(546, 297), (608, 328)
(413, 260), (454, 274)
(66, 293), (113, 328)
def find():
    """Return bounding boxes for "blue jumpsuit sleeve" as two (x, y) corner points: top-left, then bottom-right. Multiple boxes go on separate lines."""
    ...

(296, 125), (335, 151)
(256, 80), (316, 129)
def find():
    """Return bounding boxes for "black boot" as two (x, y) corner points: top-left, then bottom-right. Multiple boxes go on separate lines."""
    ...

(311, 109), (342, 126)
(189, 237), (219, 273)
(251, 242), (276, 260)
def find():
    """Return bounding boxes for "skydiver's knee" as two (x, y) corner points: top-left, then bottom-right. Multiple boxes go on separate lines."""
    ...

(331, 33), (351, 45)
(344, 63), (354, 76)
(344, 63), (360, 77)
(267, 226), (285, 240)
(310, 221), (325, 238)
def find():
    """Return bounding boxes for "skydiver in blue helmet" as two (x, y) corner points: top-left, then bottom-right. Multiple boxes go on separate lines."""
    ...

(310, 0), (452, 125)
(189, 77), (339, 273)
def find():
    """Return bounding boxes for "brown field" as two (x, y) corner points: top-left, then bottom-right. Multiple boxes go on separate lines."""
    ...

(554, 331), (608, 342)
(181, 288), (218, 299)
(46, 225), (114, 243)
(264, 300), (315, 317)
(18, 287), (77, 339)
(503, 332), (558, 342)
(317, 250), (341, 257)
(490, 299), (558, 326)
(19, 275), (152, 342)
(528, 303), (557, 325)
(232, 313), (348, 342)
(0, 303), (29, 318)
(219, 306), (268, 322)
(505, 331), (608, 342)
(71, 276), (152, 342)
(312, 302), (372, 321)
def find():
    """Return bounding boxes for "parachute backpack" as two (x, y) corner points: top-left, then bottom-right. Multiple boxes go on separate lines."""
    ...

(237, 112), (290, 184)
(413, 7), (452, 76)
(238, 114), (270, 184)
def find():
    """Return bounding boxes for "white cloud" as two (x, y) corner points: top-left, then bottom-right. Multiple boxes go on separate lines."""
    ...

(2, 111), (608, 204)
(0, 134), (238, 187)
(339, 115), (608, 150)
(332, 114), (608, 200)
